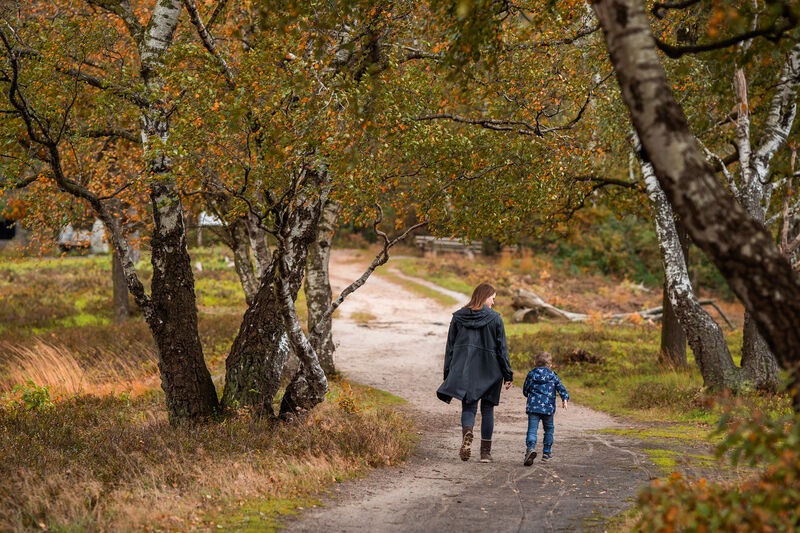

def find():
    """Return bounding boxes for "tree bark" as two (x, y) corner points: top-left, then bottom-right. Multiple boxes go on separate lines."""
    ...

(149, 184), (218, 420)
(304, 199), (340, 376)
(112, 249), (130, 322)
(221, 261), (291, 416)
(659, 217), (688, 368)
(136, 0), (217, 421)
(728, 48), (800, 392)
(592, 0), (800, 408)
(639, 148), (740, 391)
(223, 167), (326, 417)
(247, 211), (272, 280)
(229, 218), (259, 306)
(278, 171), (331, 417)
(741, 312), (780, 392)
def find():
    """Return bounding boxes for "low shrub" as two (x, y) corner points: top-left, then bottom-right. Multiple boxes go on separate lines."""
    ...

(636, 411), (800, 531)
(626, 379), (703, 410)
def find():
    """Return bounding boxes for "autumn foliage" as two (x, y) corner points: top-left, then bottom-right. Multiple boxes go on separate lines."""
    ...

(636, 411), (800, 531)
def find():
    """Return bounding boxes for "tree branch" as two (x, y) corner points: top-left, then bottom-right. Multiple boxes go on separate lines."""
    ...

(309, 208), (427, 337)
(85, 0), (144, 46)
(206, 0), (228, 32)
(58, 67), (149, 108)
(654, 6), (798, 59)
(78, 126), (141, 144)
(415, 72), (613, 136)
(651, 0), (701, 18)
(181, 0), (235, 88)
(505, 24), (600, 51)
(573, 175), (639, 190)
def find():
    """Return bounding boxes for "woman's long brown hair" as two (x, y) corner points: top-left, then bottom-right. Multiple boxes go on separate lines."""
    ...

(466, 282), (496, 310)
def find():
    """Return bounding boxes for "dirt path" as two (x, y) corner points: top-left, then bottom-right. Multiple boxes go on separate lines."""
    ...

(282, 250), (656, 532)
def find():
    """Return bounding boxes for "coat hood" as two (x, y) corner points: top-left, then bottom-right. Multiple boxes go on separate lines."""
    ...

(529, 366), (554, 384)
(451, 306), (498, 328)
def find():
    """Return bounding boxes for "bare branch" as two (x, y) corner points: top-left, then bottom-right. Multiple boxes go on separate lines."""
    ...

(397, 45), (444, 62)
(573, 175), (639, 190)
(309, 209), (427, 337)
(415, 112), (542, 135)
(181, 0), (235, 88)
(78, 126), (141, 144)
(0, 172), (39, 189)
(651, 0), (701, 18)
(654, 7), (798, 59)
(505, 24), (600, 51)
(206, 0), (228, 32)
(59, 67), (149, 107)
(415, 72), (613, 137)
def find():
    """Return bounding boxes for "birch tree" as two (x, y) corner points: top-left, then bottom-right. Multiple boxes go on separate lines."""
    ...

(592, 0), (800, 408)
(1, 0), (219, 422)
(724, 43), (800, 391)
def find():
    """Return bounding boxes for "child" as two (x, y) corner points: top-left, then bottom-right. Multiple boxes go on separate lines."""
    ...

(522, 351), (569, 465)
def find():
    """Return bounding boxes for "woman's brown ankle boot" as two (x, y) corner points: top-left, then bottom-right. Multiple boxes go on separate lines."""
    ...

(459, 426), (473, 461)
(480, 439), (493, 462)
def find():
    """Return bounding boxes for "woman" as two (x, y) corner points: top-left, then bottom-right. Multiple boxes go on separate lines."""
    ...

(436, 282), (513, 462)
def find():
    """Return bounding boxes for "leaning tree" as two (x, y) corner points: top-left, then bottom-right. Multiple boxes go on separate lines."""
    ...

(591, 0), (800, 409)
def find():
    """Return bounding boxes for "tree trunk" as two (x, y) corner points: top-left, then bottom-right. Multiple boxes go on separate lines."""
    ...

(148, 184), (219, 421)
(304, 199), (339, 376)
(659, 217), (688, 368)
(247, 212), (272, 280)
(223, 167), (326, 416)
(279, 170), (331, 417)
(136, 0), (218, 421)
(729, 60), (794, 393)
(229, 218), (259, 306)
(741, 312), (780, 392)
(638, 139), (741, 391)
(592, 0), (800, 409)
(221, 261), (292, 416)
(112, 249), (130, 322)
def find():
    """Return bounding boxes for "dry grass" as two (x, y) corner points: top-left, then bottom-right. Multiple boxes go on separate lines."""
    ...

(0, 380), (415, 531)
(0, 339), (159, 398)
(0, 250), (416, 531)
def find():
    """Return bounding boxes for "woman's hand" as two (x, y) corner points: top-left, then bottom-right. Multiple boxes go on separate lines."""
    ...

(504, 381), (512, 390)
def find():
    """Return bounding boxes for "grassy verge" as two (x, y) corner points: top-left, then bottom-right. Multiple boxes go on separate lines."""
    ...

(390, 257), (474, 296)
(0, 380), (415, 531)
(376, 268), (461, 308)
(0, 248), (415, 531)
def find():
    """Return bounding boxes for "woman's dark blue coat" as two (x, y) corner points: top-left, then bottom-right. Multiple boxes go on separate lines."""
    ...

(436, 306), (513, 405)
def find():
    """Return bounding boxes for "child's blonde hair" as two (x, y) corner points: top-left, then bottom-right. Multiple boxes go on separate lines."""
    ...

(535, 351), (553, 367)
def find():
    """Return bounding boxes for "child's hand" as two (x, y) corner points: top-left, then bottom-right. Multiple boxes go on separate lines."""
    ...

(562, 400), (568, 410)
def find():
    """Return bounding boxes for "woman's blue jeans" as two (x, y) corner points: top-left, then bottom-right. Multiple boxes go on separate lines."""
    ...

(461, 399), (494, 441)
(526, 412), (555, 453)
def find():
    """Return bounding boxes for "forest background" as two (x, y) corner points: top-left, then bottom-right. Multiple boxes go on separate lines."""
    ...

(1, 0), (800, 531)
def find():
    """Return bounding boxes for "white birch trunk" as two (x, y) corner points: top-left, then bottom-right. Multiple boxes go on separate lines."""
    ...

(639, 146), (739, 390)
(592, 0), (800, 409)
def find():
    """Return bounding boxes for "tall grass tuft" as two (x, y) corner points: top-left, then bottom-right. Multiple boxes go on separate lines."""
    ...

(0, 339), (158, 398)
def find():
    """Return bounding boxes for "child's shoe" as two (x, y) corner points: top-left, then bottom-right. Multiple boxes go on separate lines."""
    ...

(541, 452), (552, 462)
(524, 448), (537, 466)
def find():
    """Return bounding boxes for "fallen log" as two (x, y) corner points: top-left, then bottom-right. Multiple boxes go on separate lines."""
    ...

(511, 289), (588, 322)
(511, 289), (734, 330)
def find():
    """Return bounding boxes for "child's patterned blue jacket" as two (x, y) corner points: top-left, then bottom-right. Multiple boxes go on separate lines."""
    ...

(523, 367), (569, 415)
